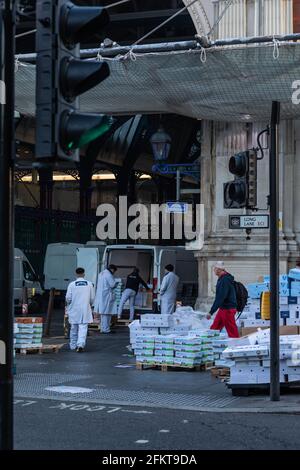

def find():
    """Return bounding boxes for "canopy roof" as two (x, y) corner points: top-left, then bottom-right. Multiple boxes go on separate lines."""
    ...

(15, 42), (300, 122)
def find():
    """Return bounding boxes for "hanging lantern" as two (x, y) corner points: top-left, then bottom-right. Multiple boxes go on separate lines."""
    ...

(150, 126), (171, 161)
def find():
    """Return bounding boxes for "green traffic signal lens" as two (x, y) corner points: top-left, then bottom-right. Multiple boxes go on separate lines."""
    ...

(60, 111), (115, 153)
(78, 121), (111, 148)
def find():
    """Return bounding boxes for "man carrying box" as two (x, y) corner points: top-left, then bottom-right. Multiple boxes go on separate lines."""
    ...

(206, 261), (239, 338)
(118, 267), (150, 322)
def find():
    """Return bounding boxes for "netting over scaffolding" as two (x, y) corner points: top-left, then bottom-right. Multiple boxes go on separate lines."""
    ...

(15, 41), (300, 122)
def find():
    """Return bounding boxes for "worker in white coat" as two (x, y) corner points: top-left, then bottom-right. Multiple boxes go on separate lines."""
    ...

(65, 267), (95, 352)
(160, 264), (179, 315)
(94, 264), (118, 334)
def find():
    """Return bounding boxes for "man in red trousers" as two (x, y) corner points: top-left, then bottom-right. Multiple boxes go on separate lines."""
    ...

(206, 261), (239, 338)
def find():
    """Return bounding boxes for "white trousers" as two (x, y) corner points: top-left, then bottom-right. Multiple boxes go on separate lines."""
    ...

(70, 323), (88, 349)
(160, 296), (176, 315)
(101, 314), (112, 333)
(118, 288), (136, 320)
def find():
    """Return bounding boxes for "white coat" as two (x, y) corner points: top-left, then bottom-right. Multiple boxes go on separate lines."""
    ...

(160, 271), (179, 315)
(94, 269), (117, 315)
(65, 277), (94, 324)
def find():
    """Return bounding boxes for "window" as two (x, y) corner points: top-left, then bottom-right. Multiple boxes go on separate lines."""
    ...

(23, 261), (37, 282)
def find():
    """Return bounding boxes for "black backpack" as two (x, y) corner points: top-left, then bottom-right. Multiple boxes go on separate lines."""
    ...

(233, 281), (248, 313)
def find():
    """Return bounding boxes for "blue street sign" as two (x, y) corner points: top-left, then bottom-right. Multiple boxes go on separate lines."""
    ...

(166, 202), (189, 214)
(152, 162), (200, 181)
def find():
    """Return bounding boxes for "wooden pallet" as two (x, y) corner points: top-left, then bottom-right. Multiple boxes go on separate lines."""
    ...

(136, 362), (204, 372)
(211, 367), (230, 379)
(88, 323), (100, 330)
(116, 319), (132, 327)
(16, 343), (65, 355)
(203, 361), (215, 370)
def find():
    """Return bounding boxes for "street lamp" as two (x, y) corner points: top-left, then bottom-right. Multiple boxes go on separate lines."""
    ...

(150, 126), (171, 161)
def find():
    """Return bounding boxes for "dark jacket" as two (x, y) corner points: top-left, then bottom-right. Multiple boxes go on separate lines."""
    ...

(125, 272), (148, 293)
(210, 272), (237, 314)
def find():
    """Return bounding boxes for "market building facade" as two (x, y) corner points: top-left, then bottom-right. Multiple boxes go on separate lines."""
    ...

(187, 0), (300, 309)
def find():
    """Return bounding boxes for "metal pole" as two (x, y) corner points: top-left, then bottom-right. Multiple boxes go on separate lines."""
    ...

(176, 170), (181, 201)
(44, 288), (55, 338)
(17, 33), (300, 62)
(0, 0), (15, 450)
(270, 101), (280, 401)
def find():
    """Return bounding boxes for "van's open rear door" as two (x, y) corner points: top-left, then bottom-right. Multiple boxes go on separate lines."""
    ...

(159, 250), (177, 286)
(76, 248), (99, 287)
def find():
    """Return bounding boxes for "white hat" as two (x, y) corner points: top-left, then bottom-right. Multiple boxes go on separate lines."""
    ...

(214, 261), (225, 270)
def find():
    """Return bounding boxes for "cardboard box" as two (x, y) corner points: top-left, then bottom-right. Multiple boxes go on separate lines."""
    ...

(15, 317), (43, 324)
(241, 326), (299, 337)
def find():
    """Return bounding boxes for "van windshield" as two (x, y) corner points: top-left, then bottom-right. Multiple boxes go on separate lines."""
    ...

(108, 249), (153, 283)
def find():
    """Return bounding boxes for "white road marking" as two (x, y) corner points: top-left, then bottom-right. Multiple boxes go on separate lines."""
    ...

(135, 440), (149, 444)
(183, 420), (189, 423)
(159, 429), (170, 433)
(48, 402), (121, 413)
(106, 407), (121, 413)
(121, 409), (153, 415)
(45, 386), (94, 394)
(14, 399), (37, 407)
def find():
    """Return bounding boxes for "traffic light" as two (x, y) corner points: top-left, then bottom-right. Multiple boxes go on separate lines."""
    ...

(36, 0), (112, 162)
(224, 150), (258, 209)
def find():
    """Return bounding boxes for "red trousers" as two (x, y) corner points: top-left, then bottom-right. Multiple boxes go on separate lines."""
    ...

(210, 308), (239, 338)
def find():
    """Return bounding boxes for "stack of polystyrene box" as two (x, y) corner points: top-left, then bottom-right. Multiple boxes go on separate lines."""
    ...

(173, 336), (203, 367)
(241, 273), (300, 328)
(131, 313), (223, 367)
(134, 335), (156, 364)
(212, 335), (235, 367)
(223, 332), (300, 385)
(154, 335), (176, 365)
(14, 317), (43, 349)
(130, 314), (175, 350)
(129, 320), (160, 350)
(113, 278), (124, 312)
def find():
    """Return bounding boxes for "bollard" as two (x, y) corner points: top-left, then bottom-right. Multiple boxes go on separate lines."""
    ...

(44, 288), (55, 337)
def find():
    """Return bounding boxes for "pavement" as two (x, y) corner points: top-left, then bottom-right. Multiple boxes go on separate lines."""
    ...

(14, 316), (300, 413)
(13, 312), (300, 449)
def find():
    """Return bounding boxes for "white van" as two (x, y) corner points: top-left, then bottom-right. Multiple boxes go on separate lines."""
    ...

(14, 248), (43, 311)
(43, 243), (84, 295)
(76, 242), (106, 287)
(77, 244), (198, 312)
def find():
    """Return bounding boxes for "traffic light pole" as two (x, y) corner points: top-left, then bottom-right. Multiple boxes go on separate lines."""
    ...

(0, 0), (15, 450)
(269, 101), (280, 401)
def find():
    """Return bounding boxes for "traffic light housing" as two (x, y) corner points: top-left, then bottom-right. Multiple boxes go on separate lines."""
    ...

(36, 0), (112, 162)
(224, 150), (257, 209)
